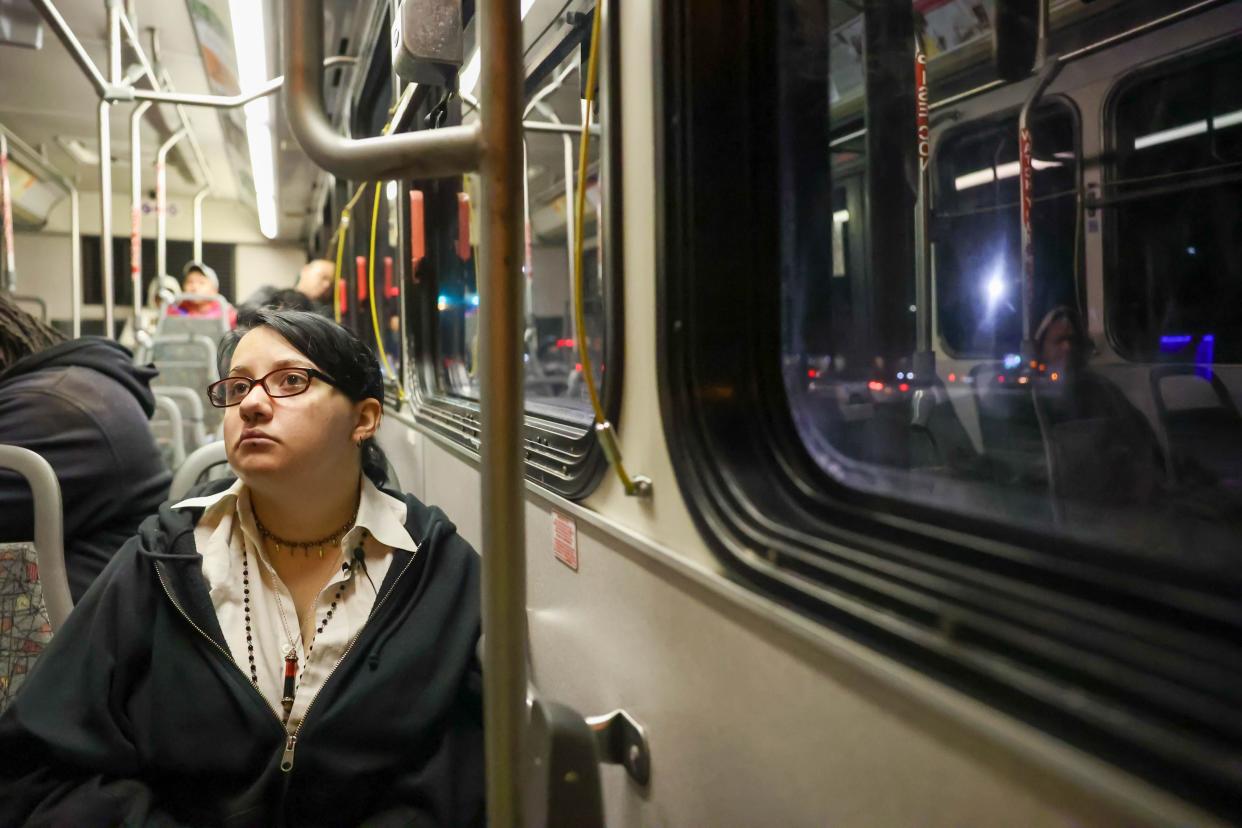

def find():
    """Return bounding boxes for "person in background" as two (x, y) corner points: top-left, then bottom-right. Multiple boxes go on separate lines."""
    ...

(1033, 305), (1166, 506)
(235, 287), (314, 328)
(169, 260), (237, 326)
(0, 310), (483, 825)
(239, 259), (336, 320)
(0, 293), (171, 602)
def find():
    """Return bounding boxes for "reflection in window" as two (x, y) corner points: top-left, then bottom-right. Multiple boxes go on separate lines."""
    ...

(935, 105), (1079, 357)
(783, 7), (1241, 566)
(1109, 46), (1242, 363)
(438, 47), (607, 417)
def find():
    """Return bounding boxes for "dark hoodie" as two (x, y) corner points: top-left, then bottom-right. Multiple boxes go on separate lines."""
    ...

(0, 478), (485, 827)
(0, 337), (171, 601)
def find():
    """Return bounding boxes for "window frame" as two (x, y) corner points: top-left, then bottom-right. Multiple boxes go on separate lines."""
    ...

(1101, 36), (1242, 365)
(930, 95), (1085, 361)
(656, 0), (1241, 818)
(400, 1), (624, 500)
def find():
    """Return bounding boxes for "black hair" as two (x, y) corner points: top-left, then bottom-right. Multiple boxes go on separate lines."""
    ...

(235, 288), (315, 327)
(218, 309), (389, 488)
(0, 292), (66, 373)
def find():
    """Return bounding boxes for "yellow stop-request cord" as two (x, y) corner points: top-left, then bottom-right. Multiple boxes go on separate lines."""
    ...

(574, 4), (650, 497)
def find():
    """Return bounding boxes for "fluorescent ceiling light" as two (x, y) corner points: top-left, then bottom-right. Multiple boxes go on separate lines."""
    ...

(954, 158), (1062, 192)
(459, 0), (539, 95)
(229, 0), (278, 239)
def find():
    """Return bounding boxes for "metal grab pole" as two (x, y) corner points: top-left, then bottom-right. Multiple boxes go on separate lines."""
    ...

(282, 3), (526, 823)
(70, 187), (81, 337)
(284, 0), (480, 180)
(1017, 0), (1062, 359)
(193, 185), (209, 262)
(156, 129), (187, 282)
(0, 134), (15, 294)
(97, 0), (122, 340)
(28, 0), (110, 97)
(130, 101), (152, 326)
(477, 0), (527, 822)
(99, 100), (115, 339)
(912, 39), (935, 377)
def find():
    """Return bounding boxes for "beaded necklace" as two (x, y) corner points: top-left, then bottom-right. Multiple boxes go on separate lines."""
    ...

(241, 532), (355, 723)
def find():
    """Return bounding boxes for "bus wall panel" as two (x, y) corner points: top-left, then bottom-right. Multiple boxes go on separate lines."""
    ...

(397, 417), (1198, 826)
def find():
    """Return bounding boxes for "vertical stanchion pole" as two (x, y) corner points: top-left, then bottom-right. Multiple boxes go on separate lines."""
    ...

(130, 101), (151, 326)
(99, 99), (115, 338)
(0, 134), (15, 294)
(69, 187), (81, 337)
(156, 129), (186, 283)
(477, 0), (528, 823)
(913, 37), (935, 378)
(193, 185), (209, 262)
(99, 0), (122, 339)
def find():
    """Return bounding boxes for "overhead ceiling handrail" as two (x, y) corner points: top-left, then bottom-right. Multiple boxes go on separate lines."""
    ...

(284, 0), (480, 181)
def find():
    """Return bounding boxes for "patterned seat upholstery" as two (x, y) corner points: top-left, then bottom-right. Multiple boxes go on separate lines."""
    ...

(0, 543), (54, 714)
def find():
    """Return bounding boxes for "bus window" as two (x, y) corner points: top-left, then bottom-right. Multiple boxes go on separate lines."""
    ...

(935, 103), (1080, 358)
(780, 9), (1242, 565)
(1108, 45), (1242, 363)
(443, 43), (609, 418)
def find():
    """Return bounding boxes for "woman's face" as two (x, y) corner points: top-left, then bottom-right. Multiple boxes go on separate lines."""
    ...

(222, 326), (377, 487)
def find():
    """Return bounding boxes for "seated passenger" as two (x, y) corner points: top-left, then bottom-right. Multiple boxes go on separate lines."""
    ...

(168, 260), (237, 326)
(1033, 306), (1165, 505)
(239, 258), (336, 320)
(0, 294), (172, 602)
(235, 287), (315, 327)
(0, 310), (484, 826)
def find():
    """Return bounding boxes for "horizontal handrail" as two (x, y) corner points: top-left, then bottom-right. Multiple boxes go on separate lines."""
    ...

(284, 0), (480, 180)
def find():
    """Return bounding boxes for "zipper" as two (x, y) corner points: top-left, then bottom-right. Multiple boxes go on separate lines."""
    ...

(154, 561), (288, 741)
(280, 547), (422, 773)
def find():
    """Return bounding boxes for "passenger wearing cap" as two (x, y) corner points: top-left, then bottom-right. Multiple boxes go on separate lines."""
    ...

(169, 260), (237, 326)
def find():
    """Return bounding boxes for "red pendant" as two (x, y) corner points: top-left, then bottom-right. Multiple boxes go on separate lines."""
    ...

(281, 650), (297, 712)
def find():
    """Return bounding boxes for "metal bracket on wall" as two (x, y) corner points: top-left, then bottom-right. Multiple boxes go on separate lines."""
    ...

(586, 709), (651, 787)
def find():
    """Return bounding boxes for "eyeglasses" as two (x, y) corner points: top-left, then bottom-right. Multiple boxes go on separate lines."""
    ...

(207, 367), (337, 408)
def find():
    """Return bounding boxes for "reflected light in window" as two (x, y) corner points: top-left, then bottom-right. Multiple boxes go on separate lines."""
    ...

(984, 271), (1006, 310)
(1132, 109), (1242, 151)
(954, 158), (1062, 192)
(437, 294), (449, 311)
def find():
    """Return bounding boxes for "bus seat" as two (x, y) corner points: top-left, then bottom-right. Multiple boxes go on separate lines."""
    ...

(153, 387), (212, 449)
(151, 394), (188, 471)
(154, 296), (232, 344)
(0, 543), (54, 714)
(1151, 366), (1242, 488)
(970, 362), (1048, 489)
(909, 383), (982, 475)
(0, 446), (72, 712)
(171, 442), (233, 501)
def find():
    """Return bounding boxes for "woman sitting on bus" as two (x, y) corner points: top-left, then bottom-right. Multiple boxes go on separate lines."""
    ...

(0, 310), (484, 826)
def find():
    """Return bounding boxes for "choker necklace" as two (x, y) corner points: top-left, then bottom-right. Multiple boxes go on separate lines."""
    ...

(254, 510), (358, 558)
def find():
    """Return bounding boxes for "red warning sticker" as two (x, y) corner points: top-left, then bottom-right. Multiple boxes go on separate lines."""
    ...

(551, 511), (579, 572)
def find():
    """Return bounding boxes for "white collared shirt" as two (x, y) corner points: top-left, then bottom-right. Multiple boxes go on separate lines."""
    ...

(171, 476), (418, 729)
